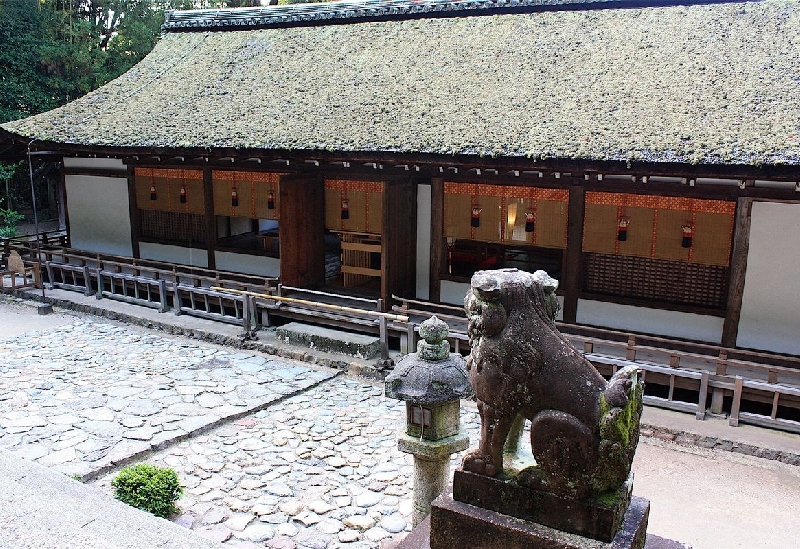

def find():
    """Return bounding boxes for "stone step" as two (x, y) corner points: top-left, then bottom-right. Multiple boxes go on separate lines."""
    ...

(276, 322), (380, 359)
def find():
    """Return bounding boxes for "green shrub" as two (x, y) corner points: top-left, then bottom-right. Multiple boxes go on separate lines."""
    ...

(111, 464), (183, 518)
(0, 206), (23, 239)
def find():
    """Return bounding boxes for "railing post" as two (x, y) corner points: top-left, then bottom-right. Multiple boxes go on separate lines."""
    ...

(729, 376), (743, 427)
(379, 315), (389, 360)
(45, 261), (54, 288)
(33, 262), (42, 289)
(711, 350), (728, 414)
(242, 295), (252, 333)
(83, 266), (92, 296)
(249, 295), (260, 330)
(401, 321), (416, 355)
(174, 285), (183, 316)
(625, 335), (636, 361)
(96, 270), (105, 299)
(158, 279), (168, 313)
(696, 372), (709, 420)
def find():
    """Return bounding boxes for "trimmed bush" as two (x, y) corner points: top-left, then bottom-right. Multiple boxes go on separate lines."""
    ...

(111, 464), (183, 518)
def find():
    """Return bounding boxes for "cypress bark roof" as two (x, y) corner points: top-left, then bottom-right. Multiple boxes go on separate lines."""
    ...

(3, 0), (800, 166)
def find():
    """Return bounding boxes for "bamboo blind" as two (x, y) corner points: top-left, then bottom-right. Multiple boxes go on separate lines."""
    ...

(134, 168), (205, 215)
(443, 182), (568, 248)
(323, 180), (383, 235)
(583, 192), (735, 267)
(212, 171), (282, 220)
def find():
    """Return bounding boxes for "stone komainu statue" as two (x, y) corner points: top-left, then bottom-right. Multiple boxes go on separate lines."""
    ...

(462, 268), (643, 499)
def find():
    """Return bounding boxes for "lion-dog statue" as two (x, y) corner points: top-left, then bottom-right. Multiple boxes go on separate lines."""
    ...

(462, 268), (643, 500)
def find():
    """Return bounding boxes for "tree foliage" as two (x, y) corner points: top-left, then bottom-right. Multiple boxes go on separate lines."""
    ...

(0, 1), (178, 124)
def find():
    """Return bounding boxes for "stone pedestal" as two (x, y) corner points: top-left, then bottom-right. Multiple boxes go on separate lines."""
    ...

(428, 492), (650, 549)
(399, 431), (469, 527)
(452, 469), (632, 542)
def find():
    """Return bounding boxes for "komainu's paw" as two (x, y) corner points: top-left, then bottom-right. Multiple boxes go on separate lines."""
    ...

(462, 452), (498, 476)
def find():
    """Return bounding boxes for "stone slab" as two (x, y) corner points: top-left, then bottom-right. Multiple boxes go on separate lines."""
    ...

(0, 449), (223, 549)
(276, 322), (380, 359)
(452, 469), (632, 542)
(428, 493), (650, 549)
(395, 505), (675, 549)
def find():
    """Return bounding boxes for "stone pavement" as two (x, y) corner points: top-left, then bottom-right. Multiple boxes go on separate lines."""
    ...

(1, 295), (799, 549)
(0, 320), (334, 479)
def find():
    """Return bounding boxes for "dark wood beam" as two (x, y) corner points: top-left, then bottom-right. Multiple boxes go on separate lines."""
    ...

(721, 197), (754, 347)
(63, 167), (128, 178)
(126, 164), (141, 259)
(562, 185), (585, 323)
(59, 167), (70, 248)
(429, 177), (444, 303)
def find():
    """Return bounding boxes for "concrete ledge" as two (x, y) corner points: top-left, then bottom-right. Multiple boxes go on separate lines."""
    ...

(276, 322), (380, 359)
(0, 449), (222, 549)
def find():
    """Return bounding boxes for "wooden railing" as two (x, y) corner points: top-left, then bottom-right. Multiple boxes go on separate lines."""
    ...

(97, 270), (169, 312)
(46, 261), (93, 296)
(13, 242), (800, 433)
(1, 230), (68, 255)
(391, 295), (468, 353)
(0, 263), (41, 292)
(175, 285), (255, 327)
(390, 295), (800, 434)
(30, 245), (277, 330)
(228, 285), (407, 361)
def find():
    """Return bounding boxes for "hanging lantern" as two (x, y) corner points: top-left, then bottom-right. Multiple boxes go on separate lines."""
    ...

(231, 187), (239, 207)
(617, 217), (630, 241)
(150, 184), (157, 201)
(341, 198), (350, 220)
(524, 211), (535, 233)
(682, 223), (694, 248)
(267, 190), (275, 210)
(471, 207), (482, 228)
(179, 185), (187, 204)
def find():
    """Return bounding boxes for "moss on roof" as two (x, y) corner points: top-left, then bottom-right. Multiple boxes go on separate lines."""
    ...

(4, 0), (800, 165)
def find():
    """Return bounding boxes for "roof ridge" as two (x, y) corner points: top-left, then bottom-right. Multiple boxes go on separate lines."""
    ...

(162, 0), (752, 32)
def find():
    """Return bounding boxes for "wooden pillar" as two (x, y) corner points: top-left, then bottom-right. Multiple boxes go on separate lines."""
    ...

(561, 185), (585, 324)
(126, 163), (141, 259)
(721, 197), (753, 348)
(429, 177), (444, 303)
(59, 166), (71, 247)
(203, 167), (216, 270)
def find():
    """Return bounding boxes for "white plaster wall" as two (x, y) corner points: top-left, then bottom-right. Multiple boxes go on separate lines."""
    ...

(737, 201), (800, 354)
(416, 184), (431, 300)
(215, 251), (280, 277)
(139, 243), (208, 268)
(441, 280), (470, 306)
(576, 299), (723, 343)
(441, 279), (564, 321)
(65, 174), (132, 257)
(63, 157), (126, 171)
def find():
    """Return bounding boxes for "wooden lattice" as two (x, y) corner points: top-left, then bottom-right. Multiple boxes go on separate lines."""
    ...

(583, 252), (727, 309)
(140, 210), (206, 245)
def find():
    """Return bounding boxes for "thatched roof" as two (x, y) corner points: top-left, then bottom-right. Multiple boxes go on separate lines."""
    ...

(3, 0), (800, 166)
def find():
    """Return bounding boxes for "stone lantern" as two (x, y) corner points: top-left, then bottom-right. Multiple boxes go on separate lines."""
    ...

(385, 316), (472, 527)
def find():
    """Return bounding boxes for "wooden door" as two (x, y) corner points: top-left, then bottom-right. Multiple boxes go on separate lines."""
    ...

(278, 173), (325, 288)
(381, 177), (417, 309)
